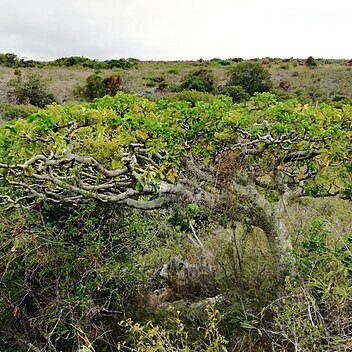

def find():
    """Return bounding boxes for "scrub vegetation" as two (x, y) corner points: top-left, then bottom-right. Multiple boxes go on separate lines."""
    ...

(0, 53), (351, 351)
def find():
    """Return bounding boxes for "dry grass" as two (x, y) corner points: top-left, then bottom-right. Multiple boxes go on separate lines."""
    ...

(0, 59), (351, 104)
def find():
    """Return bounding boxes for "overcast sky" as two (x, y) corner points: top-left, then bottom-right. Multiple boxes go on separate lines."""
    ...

(0, 0), (351, 61)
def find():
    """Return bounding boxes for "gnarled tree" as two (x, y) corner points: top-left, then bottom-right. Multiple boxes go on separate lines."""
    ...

(0, 93), (351, 275)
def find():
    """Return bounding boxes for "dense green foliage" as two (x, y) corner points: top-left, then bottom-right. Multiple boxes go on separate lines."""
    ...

(0, 204), (199, 351)
(75, 73), (123, 101)
(227, 61), (273, 95)
(179, 69), (215, 92)
(0, 53), (138, 70)
(305, 56), (317, 67)
(52, 56), (137, 70)
(0, 92), (350, 201)
(6, 72), (55, 107)
(76, 73), (107, 101)
(255, 220), (352, 351)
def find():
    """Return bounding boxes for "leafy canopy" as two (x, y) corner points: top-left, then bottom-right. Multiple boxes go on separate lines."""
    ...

(0, 92), (351, 207)
(227, 61), (273, 96)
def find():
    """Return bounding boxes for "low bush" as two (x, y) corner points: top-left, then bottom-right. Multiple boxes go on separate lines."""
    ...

(217, 59), (232, 66)
(144, 76), (166, 87)
(227, 61), (272, 96)
(0, 203), (199, 351)
(180, 69), (214, 92)
(6, 72), (55, 107)
(0, 204), (148, 350)
(77, 73), (123, 101)
(255, 221), (352, 351)
(305, 56), (317, 67)
(77, 73), (107, 101)
(167, 68), (179, 74)
(118, 305), (228, 351)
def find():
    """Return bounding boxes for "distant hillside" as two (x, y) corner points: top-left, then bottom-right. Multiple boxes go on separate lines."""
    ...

(0, 54), (351, 105)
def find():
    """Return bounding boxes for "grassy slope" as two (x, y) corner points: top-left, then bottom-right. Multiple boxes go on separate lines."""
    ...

(0, 59), (351, 104)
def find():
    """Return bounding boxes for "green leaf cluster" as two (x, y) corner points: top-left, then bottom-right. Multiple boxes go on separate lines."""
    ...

(0, 92), (350, 199)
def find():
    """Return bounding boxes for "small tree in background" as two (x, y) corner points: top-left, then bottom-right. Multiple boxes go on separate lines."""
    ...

(305, 56), (317, 67)
(180, 69), (215, 92)
(6, 72), (55, 107)
(78, 73), (123, 101)
(0, 53), (19, 67)
(227, 61), (272, 96)
(80, 73), (107, 101)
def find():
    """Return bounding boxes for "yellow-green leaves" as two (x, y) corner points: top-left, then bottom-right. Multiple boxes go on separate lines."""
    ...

(166, 167), (178, 184)
(0, 92), (351, 200)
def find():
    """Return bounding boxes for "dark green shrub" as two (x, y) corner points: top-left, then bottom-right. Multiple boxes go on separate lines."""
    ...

(305, 56), (317, 67)
(77, 73), (123, 101)
(0, 53), (19, 67)
(51, 56), (96, 68)
(77, 73), (108, 101)
(331, 96), (352, 107)
(227, 61), (272, 95)
(219, 85), (250, 103)
(145, 76), (166, 87)
(301, 221), (327, 254)
(6, 73), (55, 107)
(50, 56), (137, 70)
(218, 59), (232, 66)
(104, 58), (135, 69)
(180, 69), (214, 92)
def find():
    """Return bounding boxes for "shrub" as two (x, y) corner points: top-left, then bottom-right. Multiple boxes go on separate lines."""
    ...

(227, 61), (272, 96)
(262, 221), (352, 351)
(0, 52), (19, 67)
(0, 204), (182, 351)
(219, 85), (250, 103)
(77, 73), (123, 101)
(305, 56), (317, 67)
(144, 76), (166, 87)
(104, 58), (134, 69)
(218, 59), (232, 66)
(119, 305), (228, 351)
(6, 73), (55, 107)
(103, 74), (123, 95)
(180, 69), (214, 92)
(80, 73), (107, 100)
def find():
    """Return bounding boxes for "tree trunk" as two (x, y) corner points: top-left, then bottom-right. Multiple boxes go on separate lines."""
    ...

(253, 196), (294, 278)
(229, 182), (294, 279)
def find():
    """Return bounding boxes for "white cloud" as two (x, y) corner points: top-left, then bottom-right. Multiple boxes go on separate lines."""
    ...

(0, 0), (350, 60)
